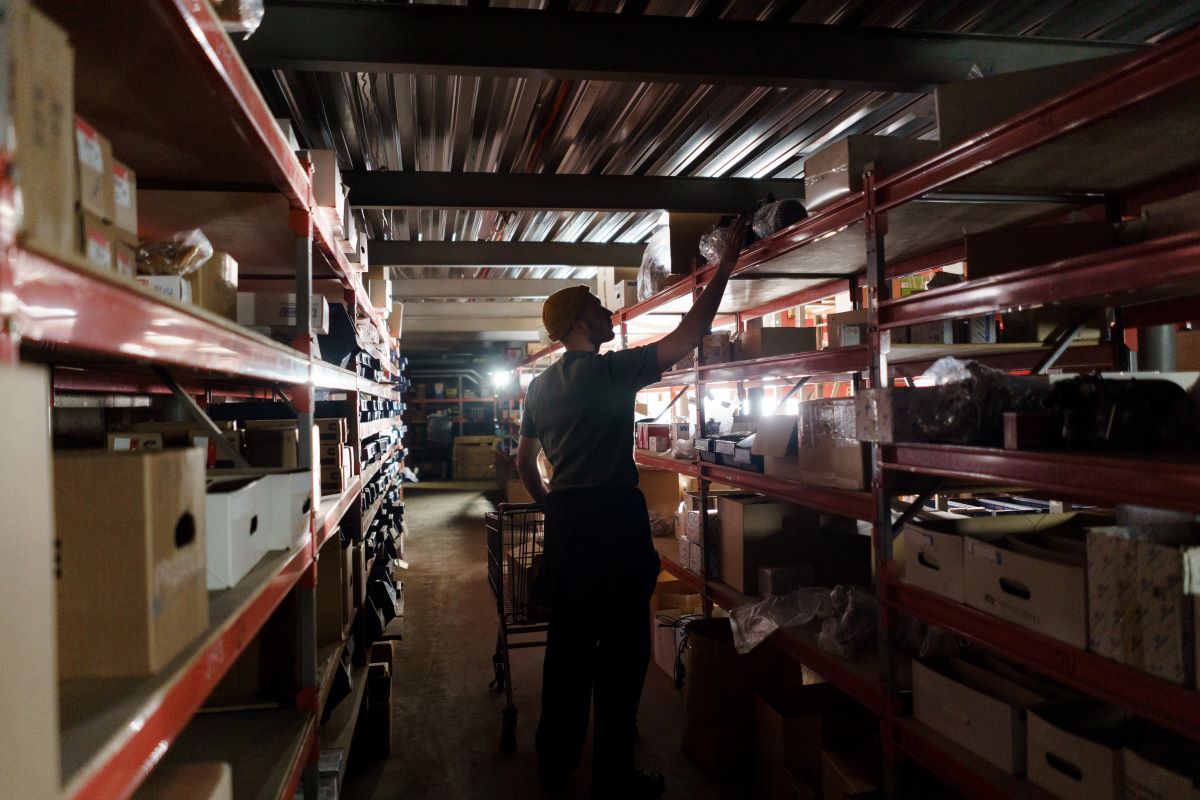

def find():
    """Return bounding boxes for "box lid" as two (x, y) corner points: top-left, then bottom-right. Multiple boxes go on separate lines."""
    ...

(753, 415), (798, 457)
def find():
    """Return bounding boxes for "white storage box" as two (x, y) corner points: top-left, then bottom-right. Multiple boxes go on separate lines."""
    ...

(257, 469), (314, 550)
(205, 477), (269, 590)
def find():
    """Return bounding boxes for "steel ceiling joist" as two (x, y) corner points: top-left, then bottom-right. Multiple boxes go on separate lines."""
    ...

(244, 3), (1142, 91)
(370, 240), (644, 266)
(392, 278), (594, 298)
(344, 170), (806, 212)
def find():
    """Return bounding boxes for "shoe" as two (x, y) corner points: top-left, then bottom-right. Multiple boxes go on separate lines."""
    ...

(538, 762), (569, 794)
(591, 768), (666, 799)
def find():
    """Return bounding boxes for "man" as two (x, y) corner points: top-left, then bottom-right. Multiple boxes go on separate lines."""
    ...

(515, 218), (745, 798)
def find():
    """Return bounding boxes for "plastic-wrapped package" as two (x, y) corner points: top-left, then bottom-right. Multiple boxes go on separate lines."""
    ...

(648, 511), (673, 538)
(698, 225), (726, 265)
(817, 587), (877, 658)
(751, 198), (807, 239)
(1048, 374), (1200, 452)
(637, 227), (671, 301)
(672, 436), (694, 459)
(797, 398), (857, 450)
(136, 229), (214, 277)
(916, 356), (1050, 445)
(729, 587), (837, 654)
(211, 0), (265, 37)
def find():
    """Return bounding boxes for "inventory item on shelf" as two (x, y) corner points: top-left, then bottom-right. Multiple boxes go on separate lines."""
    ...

(739, 326), (818, 360)
(802, 134), (938, 211)
(796, 398), (867, 490)
(637, 226), (671, 301)
(1026, 702), (1132, 800)
(237, 291), (331, 335)
(186, 251), (239, 320)
(298, 148), (345, 232)
(750, 196), (807, 239)
(211, 0), (265, 36)
(137, 228), (213, 276)
(826, 308), (868, 349)
(727, 584), (875, 656)
(74, 115), (113, 221)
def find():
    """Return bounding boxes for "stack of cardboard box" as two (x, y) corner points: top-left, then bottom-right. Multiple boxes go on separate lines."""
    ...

(317, 418), (352, 495)
(453, 435), (496, 480)
(74, 116), (139, 277)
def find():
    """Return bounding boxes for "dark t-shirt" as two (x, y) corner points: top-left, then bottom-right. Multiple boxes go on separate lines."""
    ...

(520, 345), (662, 490)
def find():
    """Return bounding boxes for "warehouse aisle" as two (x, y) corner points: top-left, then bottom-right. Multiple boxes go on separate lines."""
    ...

(341, 485), (743, 800)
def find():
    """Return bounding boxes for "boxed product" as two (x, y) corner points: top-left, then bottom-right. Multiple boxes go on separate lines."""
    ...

(316, 537), (349, 641)
(963, 527), (1089, 648)
(803, 135), (938, 212)
(114, 237), (137, 278)
(636, 422), (670, 450)
(111, 158), (138, 237)
(796, 399), (865, 490)
(8, 0), (76, 262)
(740, 327), (818, 360)
(299, 149), (344, 228)
(275, 117), (300, 151)
(205, 477), (269, 590)
(132, 762), (233, 800)
(136, 275), (192, 304)
(1087, 526), (1197, 686)
(826, 309), (868, 349)
(753, 414), (803, 482)
(855, 387), (925, 444)
(1027, 703), (1128, 800)
(210, 468), (313, 551)
(506, 544), (546, 620)
(366, 266), (392, 314)
(236, 291), (330, 335)
(757, 564), (814, 598)
(912, 657), (1048, 775)
(2, 365), (60, 799)
(716, 494), (813, 593)
(53, 448), (208, 678)
(106, 431), (164, 451)
(78, 211), (114, 271)
(757, 683), (857, 798)
(317, 418), (348, 442)
(611, 279), (639, 309)
(186, 252), (238, 320)
(702, 331), (733, 365)
(964, 221), (1116, 280)
(1123, 741), (1200, 800)
(74, 116), (114, 220)
(244, 425), (298, 469)
(905, 319), (953, 345)
(597, 267), (640, 309)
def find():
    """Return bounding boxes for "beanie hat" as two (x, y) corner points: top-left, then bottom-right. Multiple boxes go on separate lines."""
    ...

(542, 285), (592, 341)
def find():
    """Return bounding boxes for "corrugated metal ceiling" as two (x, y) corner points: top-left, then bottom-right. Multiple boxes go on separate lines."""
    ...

(252, 0), (1200, 287)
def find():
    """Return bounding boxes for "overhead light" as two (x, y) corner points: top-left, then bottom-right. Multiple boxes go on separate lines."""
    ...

(490, 370), (512, 388)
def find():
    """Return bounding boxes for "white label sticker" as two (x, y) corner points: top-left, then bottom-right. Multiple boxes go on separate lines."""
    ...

(76, 126), (103, 172)
(113, 173), (132, 208)
(115, 249), (135, 277)
(86, 232), (112, 269)
(112, 436), (132, 451)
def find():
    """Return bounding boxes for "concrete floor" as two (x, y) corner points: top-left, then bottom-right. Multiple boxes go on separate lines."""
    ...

(342, 483), (746, 800)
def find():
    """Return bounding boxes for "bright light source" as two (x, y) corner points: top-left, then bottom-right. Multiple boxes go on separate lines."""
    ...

(490, 370), (512, 388)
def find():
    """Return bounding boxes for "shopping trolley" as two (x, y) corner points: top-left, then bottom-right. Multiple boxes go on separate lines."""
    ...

(485, 502), (550, 754)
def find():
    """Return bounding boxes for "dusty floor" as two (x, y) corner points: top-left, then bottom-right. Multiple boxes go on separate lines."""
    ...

(342, 483), (746, 800)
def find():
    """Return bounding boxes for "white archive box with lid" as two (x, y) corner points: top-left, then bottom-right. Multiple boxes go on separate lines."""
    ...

(210, 468), (314, 550)
(205, 477), (269, 589)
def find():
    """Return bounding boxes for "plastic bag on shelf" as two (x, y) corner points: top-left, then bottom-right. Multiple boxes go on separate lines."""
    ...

(916, 356), (1050, 445)
(136, 229), (213, 277)
(817, 587), (877, 659)
(672, 436), (694, 460)
(698, 224), (726, 265)
(648, 510), (673, 538)
(751, 197), (807, 239)
(729, 586), (836, 654)
(211, 0), (265, 37)
(637, 227), (671, 301)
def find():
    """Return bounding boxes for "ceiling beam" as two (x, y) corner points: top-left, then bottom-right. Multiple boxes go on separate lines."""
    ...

(371, 241), (643, 267)
(346, 171), (806, 212)
(403, 302), (546, 319)
(402, 317), (543, 333)
(393, 278), (593, 299)
(244, 3), (1141, 91)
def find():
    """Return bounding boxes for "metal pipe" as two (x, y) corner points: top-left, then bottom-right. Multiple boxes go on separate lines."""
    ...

(1139, 324), (1177, 371)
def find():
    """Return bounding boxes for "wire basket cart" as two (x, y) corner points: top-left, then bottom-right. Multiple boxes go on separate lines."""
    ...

(485, 502), (549, 754)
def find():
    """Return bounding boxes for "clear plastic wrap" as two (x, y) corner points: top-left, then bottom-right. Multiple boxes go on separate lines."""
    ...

(816, 587), (877, 658)
(211, 0), (265, 37)
(698, 224), (726, 265)
(136, 229), (213, 277)
(751, 198), (807, 239)
(729, 587), (836, 654)
(637, 227), (671, 301)
(648, 510), (673, 538)
(797, 398), (858, 449)
(916, 356), (1050, 445)
(672, 436), (694, 459)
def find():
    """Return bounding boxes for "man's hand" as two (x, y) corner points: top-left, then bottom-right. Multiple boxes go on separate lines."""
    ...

(656, 214), (746, 371)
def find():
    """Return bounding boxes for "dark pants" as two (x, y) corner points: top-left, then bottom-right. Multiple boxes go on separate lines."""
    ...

(534, 486), (661, 784)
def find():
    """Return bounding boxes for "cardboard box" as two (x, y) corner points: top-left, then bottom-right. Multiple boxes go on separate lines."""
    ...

(506, 544), (546, 620)
(111, 158), (138, 236)
(716, 494), (810, 593)
(964, 526), (1089, 648)
(906, 319), (953, 345)
(54, 448), (208, 678)
(107, 432), (164, 452)
(820, 750), (878, 800)
(205, 477), (269, 590)
(237, 292), (330, 334)
(505, 477), (535, 504)
(758, 564), (814, 597)
(936, 57), (1123, 148)
(796, 399), (865, 490)
(137, 274), (192, 304)
(741, 327), (818, 360)
(114, 237), (137, 278)
(367, 266), (392, 313)
(756, 683), (850, 796)
(352, 543), (367, 610)
(74, 116), (114, 220)
(8, 1), (76, 262)
(826, 309), (868, 349)
(912, 657), (1047, 775)
(454, 445), (494, 480)
(855, 387), (925, 444)
(78, 210), (114, 271)
(209, 467), (312, 551)
(597, 267), (640, 309)
(639, 467), (680, 530)
(803, 136), (937, 212)
(965, 221), (1116, 280)
(669, 212), (724, 274)
(317, 418), (348, 443)
(316, 537), (348, 641)
(1087, 527), (1196, 686)
(133, 762), (233, 800)
(1, 366), (60, 798)
(276, 117), (300, 151)
(187, 252), (238, 320)
(1027, 704), (1127, 800)
(245, 426), (298, 469)
(654, 610), (691, 679)
(1123, 742), (1200, 800)
(753, 414), (805, 482)
(701, 331), (733, 365)
(900, 514), (1059, 604)
(301, 149), (343, 216)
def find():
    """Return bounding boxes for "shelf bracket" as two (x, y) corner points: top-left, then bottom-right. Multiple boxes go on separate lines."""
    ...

(652, 387), (690, 422)
(274, 383), (299, 417)
(772, 376), (810, 413)
(152, 366), (252, 470)
(891, 481), (943, 540)
(1033, 316), (1088, 375)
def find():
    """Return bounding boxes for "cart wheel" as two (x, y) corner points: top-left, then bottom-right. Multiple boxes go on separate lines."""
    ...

(499, 707), (518, 755)
(489, 655), (507, 691)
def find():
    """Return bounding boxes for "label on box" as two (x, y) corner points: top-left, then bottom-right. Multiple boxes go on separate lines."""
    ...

(75, 119), (103, 172)
(115, 246), (135, 277)
(86, 226), (112, 269)
(112, 164), (132, 209)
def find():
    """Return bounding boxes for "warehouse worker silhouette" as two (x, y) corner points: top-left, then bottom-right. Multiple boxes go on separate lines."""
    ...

(516, 218), (744, 799)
